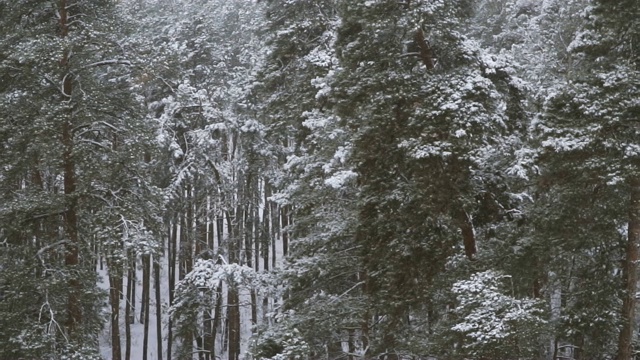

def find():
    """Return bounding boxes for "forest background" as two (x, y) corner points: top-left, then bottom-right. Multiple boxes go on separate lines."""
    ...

(0, 0), (638, 359)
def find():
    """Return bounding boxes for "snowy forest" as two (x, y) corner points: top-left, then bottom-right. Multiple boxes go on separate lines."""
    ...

(0, 0), (638, 359)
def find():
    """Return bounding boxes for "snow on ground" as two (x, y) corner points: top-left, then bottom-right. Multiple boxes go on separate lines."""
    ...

(98, 234), (284, 360)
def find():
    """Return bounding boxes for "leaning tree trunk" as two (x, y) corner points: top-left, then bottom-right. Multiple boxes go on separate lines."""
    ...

(617, 179), (640, 360)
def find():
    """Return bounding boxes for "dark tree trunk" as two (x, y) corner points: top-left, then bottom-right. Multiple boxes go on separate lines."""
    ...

(130, 256), (137, 324)
(59, 0), (81, 335)
(168, 220), (177, 360)
(262, 182), (271, 322)
(226, 203), (241, 360)
(155, 256), (163, 360)
(142, 254), (151, 360)
(271, 201), (278, 270)
(414, 27), (435, 70)
(227, 287), (240, 360)
(109, 270), (122, 360)
(616, 179), (640, 360)
(212, 281), (223, 358)
(125, 262), (133, 360)
(281, 206), (289, 258)
(140, 255), (147, 323)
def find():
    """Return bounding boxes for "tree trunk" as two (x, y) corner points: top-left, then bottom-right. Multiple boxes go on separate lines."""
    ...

(125, 263), (133, 360)
(227, 287), (240, 360)
(59, 0), (81, 335)
(130, 256), (137, 324)
(226, 203), (241, 360)
(142, 254), (151, 360)
(155, 256), (163, 360)
(616, 179), (640, 360)
(109, 270), (122, 360)
(271, 201), (278, 270)
(212, 280), (223, 358)
(281, 206), (289, 258)
(168, 220), (178, 360)
(140, 254), (147, 323)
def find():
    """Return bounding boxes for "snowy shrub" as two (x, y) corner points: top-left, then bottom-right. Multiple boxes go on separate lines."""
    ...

(451, 270), (547, 358)
(251, 322), (311, 360)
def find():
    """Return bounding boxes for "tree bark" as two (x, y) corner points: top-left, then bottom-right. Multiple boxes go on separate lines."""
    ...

(414, 27), (435, 70)
(227, 287), (241, 360)
(125, 262), (133, 360)
(616, 179), (640, 360)
(142, 254), (151, 360)
(109, 270), (123, 360)
(226, 202), (241, 360)
(281, 206), (289, 258)
(154, 256), (163, 360)
(59, 0), (81, 335)
(168, 220), (178, 360)
(262, 182), (271, 322)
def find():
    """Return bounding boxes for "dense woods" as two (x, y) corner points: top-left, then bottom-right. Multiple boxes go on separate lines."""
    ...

(0, 0), (638, 359)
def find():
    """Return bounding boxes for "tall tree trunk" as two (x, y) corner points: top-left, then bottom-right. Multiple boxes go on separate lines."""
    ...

(226, 202), (241, 360)
(616, 179), (640, 360)
(168, 220), (178, 360)
(202, 204), (214, 360)
(109, 269), (122, 360)
(142, 254), (151, 360)
(125, 262), (133, 360)
(212, 280), (223, 358)
(360, 271), (370, 358)
(130, 256), (137, 324)
(271, 201), (278, 270)
(59, 0), (81, 335)
(155, 256), (163, 360)
(227, 287), (240, 360)
(262, 182), (271, 322)
(244, 185), (258, 329)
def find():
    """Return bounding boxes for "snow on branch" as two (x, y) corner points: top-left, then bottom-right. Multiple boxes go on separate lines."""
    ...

(81, 59), (132, 69)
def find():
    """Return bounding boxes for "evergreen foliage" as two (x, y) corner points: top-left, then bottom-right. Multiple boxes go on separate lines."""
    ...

(1, 0), (638, 359)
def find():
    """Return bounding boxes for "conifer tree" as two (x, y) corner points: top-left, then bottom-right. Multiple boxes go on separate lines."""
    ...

(539, 0), (639, 357)
(0, 1), (161, 358)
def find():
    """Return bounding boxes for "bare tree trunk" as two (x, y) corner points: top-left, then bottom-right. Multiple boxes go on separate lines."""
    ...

(212, 280), (223, 356)
(281, 206), (289, 258)
(142, 254), (151, 360)
(271, 200), (278, 270)
(360, 271), (370, 358)
(209, 213), (225, 359)
(141, 254), (147, 323)
(616, 179), (640, 360)
(125, 261), (134, 360)
(168, 220), (178, 360)
(244, 182), (258, 329)
(109, 269), (122, 360)
(262, 182), (271, 322)
(226, 199), (242, 360)
(155, 255), (163, 360)
(227, 287), (240, 360)
(254, 199), (260, 272)
(131, 256), (137, 324)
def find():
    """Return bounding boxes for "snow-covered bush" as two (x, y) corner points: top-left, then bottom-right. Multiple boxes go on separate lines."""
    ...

(451, 270), (547, 358)
(250, 316), (311, 360)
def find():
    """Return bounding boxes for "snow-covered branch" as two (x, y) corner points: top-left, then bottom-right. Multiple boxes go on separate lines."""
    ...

(81, 59), (132, 69)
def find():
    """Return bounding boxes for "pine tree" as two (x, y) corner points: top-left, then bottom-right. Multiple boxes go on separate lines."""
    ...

(538, 0), (639, 357)
(0, 0), (162, 358)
